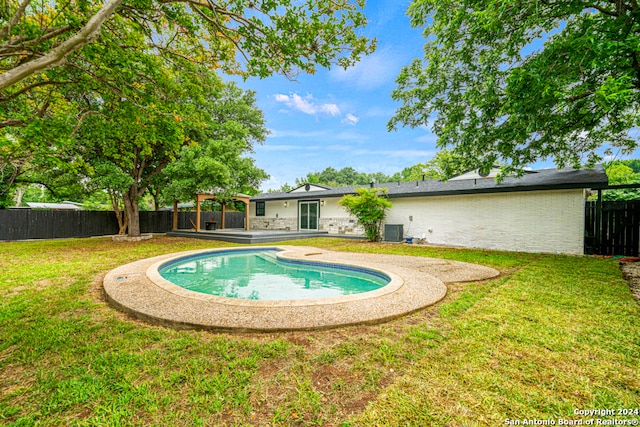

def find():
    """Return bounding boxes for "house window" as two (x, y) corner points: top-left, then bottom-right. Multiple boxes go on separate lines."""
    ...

(256, 201), (265, 216)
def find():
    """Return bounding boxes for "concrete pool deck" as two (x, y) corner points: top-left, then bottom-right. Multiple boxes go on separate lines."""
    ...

(103, 246), (500, 332)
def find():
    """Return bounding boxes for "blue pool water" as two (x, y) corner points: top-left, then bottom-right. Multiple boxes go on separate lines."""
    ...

(158, 249), (389, 300)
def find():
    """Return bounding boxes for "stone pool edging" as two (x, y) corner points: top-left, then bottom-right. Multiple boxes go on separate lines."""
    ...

(103, 246), (499, 332)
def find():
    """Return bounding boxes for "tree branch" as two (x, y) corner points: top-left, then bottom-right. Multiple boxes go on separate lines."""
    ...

(190, 4), (252, 65)
(0, 0), (32, 39)
(631, 50), (640, 89)
(0, 0), (123, 91)
(566, 91), (594, 102)
(0, 118), (26, 128)
(64, 61), (125, 97)
(0, 79), (73, 102)
(70, 110), (103, 138)
(0, 25), (74, 57)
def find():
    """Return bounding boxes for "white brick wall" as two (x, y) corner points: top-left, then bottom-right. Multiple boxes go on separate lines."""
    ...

(250, 189), (586, 254)
(385, 189), (586, 254)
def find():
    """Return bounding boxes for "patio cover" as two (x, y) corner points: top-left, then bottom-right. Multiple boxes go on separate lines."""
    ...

(172, 193), (251, 231)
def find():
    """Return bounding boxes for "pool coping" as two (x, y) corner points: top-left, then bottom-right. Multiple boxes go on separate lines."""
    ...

(103, 246), (500, 332)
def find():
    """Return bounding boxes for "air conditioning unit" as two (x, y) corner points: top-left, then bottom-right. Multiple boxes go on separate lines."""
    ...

(384, 224), (404, 242)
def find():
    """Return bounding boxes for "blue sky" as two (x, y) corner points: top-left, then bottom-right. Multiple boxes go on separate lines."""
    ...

(236, 1), (638, 192)
(235, 0), (429, 191)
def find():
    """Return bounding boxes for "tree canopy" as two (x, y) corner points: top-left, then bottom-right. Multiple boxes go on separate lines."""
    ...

(0, 0), (375, 237)
(295, 166), (394, 187)
(602, 160), (640, 200)
(268, 150), (469, 192)
(162, 83), (269, 203)
(0, 0), (374, 91)
(68, 46), (268, 236)
(390, 0), (640, 176)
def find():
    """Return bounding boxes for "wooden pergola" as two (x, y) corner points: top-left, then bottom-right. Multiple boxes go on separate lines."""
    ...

(172, 193), (251, 232)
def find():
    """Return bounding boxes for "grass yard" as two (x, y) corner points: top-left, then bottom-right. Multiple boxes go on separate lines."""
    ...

(0, 236), (638, 426)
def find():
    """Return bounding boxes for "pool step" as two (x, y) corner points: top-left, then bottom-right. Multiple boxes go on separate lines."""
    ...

(254, 252), (280, 264)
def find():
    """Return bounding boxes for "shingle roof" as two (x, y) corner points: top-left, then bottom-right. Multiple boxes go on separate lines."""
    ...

(251, 166), (608, 201)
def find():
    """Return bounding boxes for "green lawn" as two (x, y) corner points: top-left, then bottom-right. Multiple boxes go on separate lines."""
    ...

(0, 236), (638, 426)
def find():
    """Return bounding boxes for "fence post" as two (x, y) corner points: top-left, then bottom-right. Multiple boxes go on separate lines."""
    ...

(596, 189), (602, 255)
(172, 200), (178, 230)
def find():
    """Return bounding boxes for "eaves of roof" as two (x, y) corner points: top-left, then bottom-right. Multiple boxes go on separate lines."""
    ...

(251, 166), (608, 202)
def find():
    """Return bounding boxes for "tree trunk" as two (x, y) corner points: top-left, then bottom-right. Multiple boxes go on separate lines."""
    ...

(149, 187), (161, 211)
(123, 187), (141, 237)
(109, 191), (127, 235)
(13, 186), (25, 207)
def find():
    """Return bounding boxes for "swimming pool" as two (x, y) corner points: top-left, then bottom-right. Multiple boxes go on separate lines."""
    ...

(103, 245), (499, 331)
(158, 248), (390, 300)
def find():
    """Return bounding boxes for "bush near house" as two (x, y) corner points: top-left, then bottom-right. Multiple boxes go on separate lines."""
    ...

(339, 188), (392, 241)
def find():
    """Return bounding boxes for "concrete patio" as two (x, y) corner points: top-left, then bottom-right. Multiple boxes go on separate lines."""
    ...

(166, 228), (355, 244)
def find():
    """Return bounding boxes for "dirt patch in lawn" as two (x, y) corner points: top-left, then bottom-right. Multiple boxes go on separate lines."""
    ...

(620, 261), (640, 301)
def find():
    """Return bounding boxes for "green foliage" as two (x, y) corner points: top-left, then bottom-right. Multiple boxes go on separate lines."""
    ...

(278, 151), (469, 193)
(339, 188), (392, 241)
(602, 160), (640, 200)
(391, 0), (640, 175)
(0, 0), (374, 97)
(268, 183), (294, 193)
(392, 149), (469, 181)
(295, 166), (396, 187)
(0, 0), (374, 214)
(63, 12), (227, 235)
(0, 0), (376, 92)
(606, 163), (638, 185)
(620, 159), (640, 173)
(0, 163), (16, 208)
(162, 83), (269, 203)
(0, 122), (77, 207)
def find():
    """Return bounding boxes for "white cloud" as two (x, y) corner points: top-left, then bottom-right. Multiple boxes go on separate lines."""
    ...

(342, 113), (359, 126)
(274, 93), (340, 116)
(330, 47), (401, 91)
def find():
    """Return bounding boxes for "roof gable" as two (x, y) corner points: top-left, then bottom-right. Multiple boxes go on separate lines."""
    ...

(449, 168), (504, 180)
(289, 183), (334, 193)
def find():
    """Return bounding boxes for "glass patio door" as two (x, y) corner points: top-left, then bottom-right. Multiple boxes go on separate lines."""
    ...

(299, 201), (319, 231)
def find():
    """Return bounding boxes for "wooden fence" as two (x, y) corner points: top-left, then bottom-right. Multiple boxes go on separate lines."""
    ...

(585, 200), (640, 257)
(0, 210), (246, 241)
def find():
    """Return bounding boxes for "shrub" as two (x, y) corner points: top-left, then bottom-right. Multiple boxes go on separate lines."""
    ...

(339, 187), (392, 241)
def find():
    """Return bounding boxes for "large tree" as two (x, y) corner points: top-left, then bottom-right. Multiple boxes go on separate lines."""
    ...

(66, 9), (225, 237)
(0, 0), (374, 215)
(390, 0), (640, 175)
(161, 83), (269, 204)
